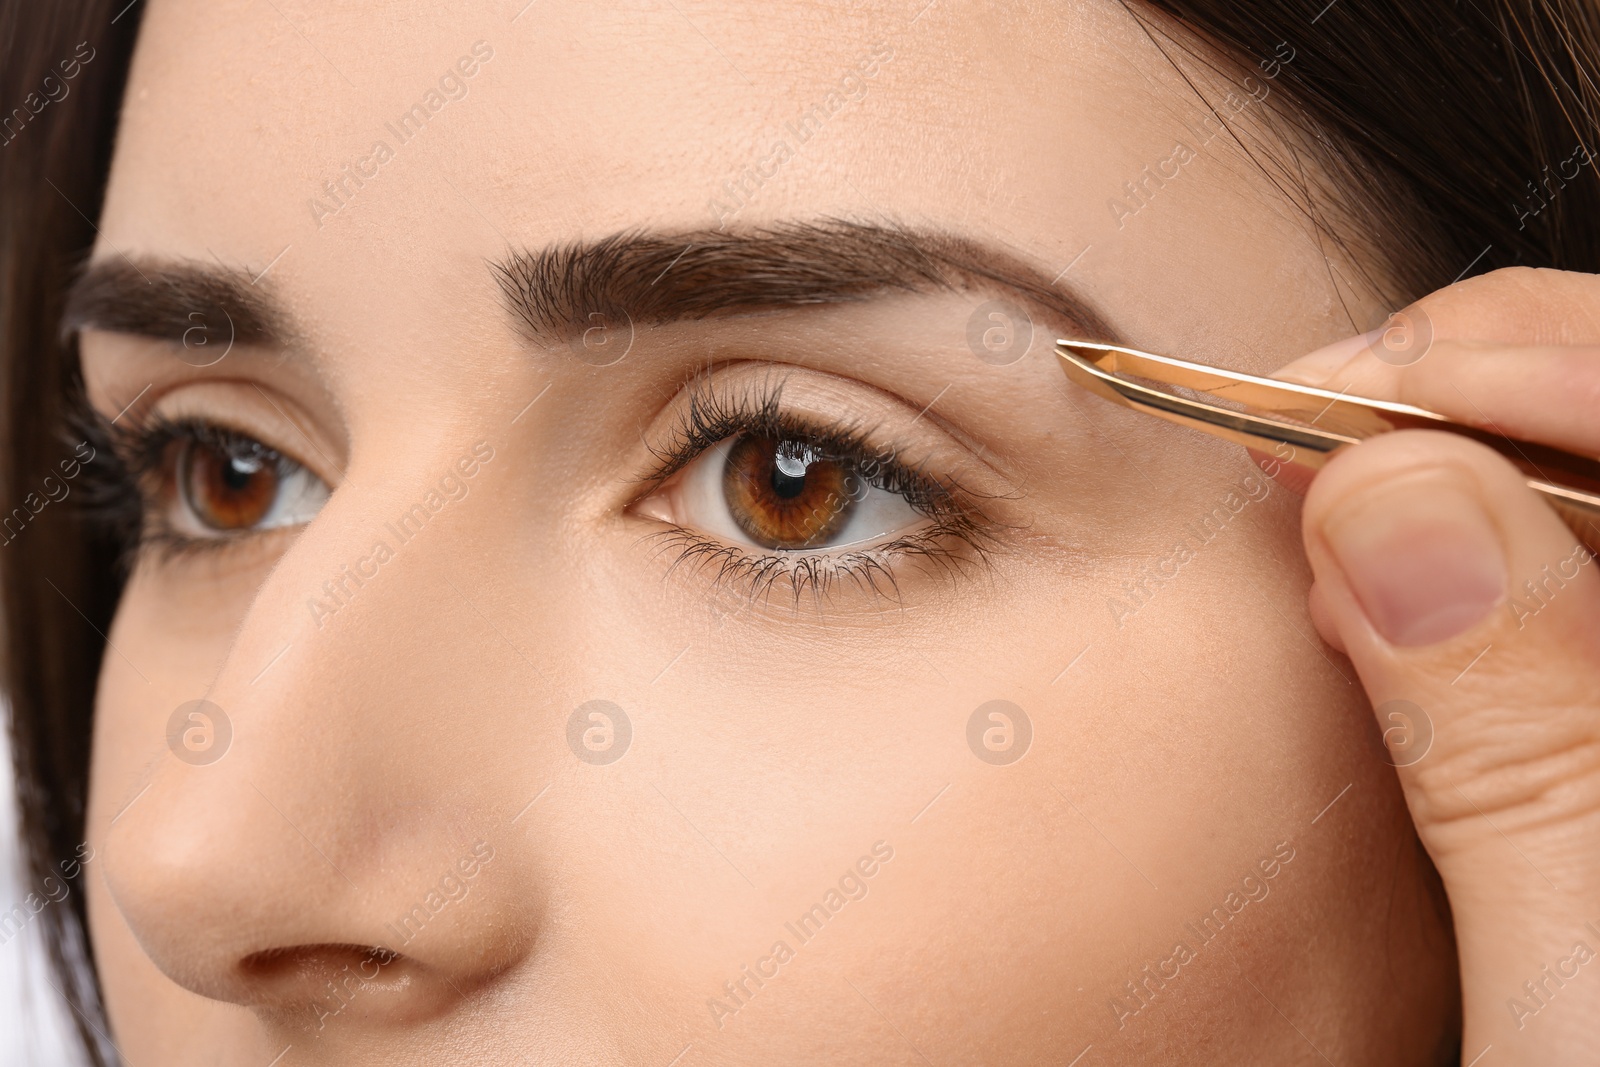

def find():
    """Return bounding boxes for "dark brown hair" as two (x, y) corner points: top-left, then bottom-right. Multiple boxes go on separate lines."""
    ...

(1, 3), (140, 1064)
(2, 1), (1597, 1062)
(1129, 1), (1600, 302)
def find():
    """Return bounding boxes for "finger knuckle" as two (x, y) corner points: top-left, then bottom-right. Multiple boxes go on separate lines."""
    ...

(1409, 701), (1600, 846)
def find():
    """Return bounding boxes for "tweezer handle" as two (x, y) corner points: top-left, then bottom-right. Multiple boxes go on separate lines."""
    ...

(1056, 343), (1600, 549)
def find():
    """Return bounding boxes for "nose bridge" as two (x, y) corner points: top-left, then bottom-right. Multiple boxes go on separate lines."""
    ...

(102, 462), (542, 1015)
(294, 437), (501, 633)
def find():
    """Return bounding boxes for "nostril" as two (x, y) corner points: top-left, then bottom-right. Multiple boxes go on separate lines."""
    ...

(239, 943), (401, 984)
(236, 944), (458, 1029)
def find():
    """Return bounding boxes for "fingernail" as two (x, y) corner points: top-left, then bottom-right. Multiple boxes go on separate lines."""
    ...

(1275, 328), (1383, 386)
(1322, 477), (1507, 646)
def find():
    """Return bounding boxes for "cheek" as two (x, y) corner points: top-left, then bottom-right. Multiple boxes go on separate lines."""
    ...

(850, 481), (1437, 1055)
(85, 865), (219, 1058)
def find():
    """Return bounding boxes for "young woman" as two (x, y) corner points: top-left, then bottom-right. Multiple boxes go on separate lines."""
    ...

(4, 1), (1598, 1063)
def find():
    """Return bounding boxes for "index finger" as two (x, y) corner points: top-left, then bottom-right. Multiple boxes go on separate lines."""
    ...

(1274, 267), (1600, 456)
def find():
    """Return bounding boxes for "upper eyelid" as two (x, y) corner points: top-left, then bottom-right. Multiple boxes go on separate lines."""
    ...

(654, 411), (930, 485)
(76, 335), (350, 487)
(245, 382), (348, 489)
(107, 414), (284, 471)
(641, 366), (940, 483)
(104, 393), (336, 492)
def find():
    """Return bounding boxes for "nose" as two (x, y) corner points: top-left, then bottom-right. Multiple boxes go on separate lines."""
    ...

(100, 521), (538, 1027)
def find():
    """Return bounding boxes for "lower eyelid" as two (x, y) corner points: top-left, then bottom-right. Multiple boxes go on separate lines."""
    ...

(642, 520), (988, 609)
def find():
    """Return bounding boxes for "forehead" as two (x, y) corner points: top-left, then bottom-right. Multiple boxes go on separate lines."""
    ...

(107, 2), (1143, 230)
(99, 0), (1347, 363)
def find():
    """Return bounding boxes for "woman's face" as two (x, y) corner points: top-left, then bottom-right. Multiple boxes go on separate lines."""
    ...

(79, 1), (1456, 1063)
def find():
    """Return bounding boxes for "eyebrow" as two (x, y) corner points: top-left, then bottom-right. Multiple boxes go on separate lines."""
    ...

(494, 219), (1120, 347)
(62, 257), (286, 349)
(62, 220), (1119, 354)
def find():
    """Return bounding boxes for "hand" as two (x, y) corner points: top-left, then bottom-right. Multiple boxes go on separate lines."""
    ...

(1276, 267), (1600, 1066)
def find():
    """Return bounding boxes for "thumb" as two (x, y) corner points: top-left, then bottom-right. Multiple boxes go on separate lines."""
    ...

(1302, 429), (1600, 1064)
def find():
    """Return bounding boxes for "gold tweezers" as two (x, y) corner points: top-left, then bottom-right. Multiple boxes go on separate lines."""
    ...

(1055, 339), (1600, 543)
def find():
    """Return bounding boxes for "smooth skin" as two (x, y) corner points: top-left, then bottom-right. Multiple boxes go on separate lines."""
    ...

(62, 0), (1529, 1063)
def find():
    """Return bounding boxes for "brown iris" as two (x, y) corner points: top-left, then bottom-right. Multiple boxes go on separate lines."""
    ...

(176, 439), (280, 531)
(722, 435), (858, 549)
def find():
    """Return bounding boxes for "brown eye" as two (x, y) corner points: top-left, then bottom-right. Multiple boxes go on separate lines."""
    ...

(637, 423), (923, 555)
(176, 438), (282, 532)
(722, 435), (860, 549)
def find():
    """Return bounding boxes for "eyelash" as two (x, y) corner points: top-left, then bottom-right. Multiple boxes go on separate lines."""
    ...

(639, 370), (1000, 605)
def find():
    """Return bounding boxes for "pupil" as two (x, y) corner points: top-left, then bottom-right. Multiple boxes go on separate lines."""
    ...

(770, 442), (811, 500)
(222, 456), (260, 492)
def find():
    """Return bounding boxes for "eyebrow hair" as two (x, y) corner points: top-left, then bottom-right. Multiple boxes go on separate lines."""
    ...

(491, 218), (1121, 347)
(62, 220), (1120, 359)
(61, 258), (287, 349)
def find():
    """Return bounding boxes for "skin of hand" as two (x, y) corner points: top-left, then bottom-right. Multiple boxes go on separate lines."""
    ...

(1278, 266), (1600, 1064)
